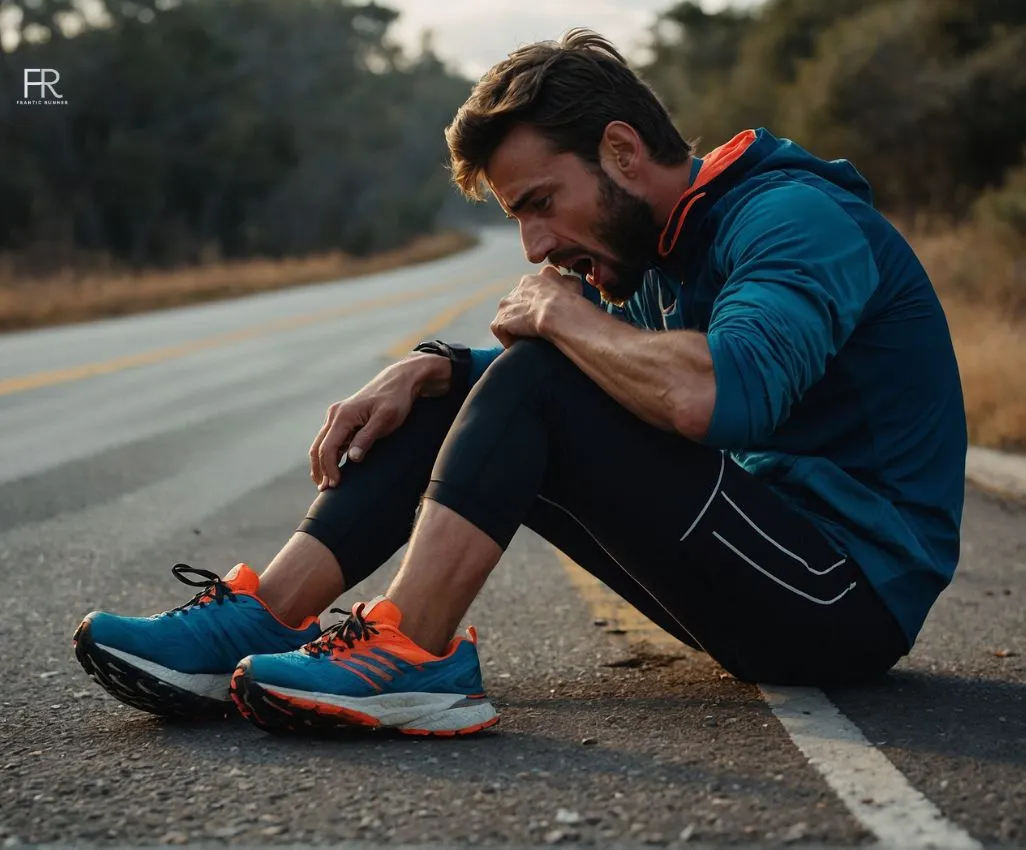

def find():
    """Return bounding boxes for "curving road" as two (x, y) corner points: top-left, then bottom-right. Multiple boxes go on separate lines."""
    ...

(0, 227), (1023, 848)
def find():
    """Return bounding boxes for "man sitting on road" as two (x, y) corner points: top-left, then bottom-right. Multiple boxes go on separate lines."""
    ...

(73, 29), (967, 737)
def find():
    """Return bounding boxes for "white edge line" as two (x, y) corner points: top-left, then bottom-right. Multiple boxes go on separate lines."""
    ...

(760, 685), (982, 850)
(554, 483), (984, 850)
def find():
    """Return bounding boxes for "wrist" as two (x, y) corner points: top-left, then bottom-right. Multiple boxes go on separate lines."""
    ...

(539, 289), (579, 341)
(405, 351), (451, 398)
(410, 340), (472, 397)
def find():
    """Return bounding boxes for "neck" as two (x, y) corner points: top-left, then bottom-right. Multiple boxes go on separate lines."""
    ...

(648, 156), (696, 228)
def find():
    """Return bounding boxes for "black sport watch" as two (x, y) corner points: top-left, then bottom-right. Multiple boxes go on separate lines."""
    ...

(412, 340), (473, 396)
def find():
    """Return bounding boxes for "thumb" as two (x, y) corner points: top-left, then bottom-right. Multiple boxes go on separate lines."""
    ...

(346, 415), (387, 463)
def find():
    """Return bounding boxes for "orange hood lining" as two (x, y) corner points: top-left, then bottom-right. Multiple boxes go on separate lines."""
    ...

(658, 129), (758, 258)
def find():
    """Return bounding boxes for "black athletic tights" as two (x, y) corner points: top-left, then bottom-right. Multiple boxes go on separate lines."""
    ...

(299, 339), (907, 686)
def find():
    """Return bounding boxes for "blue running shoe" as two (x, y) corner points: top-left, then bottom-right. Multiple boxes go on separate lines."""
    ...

(231, 597), (499, 736)
(73, 563), (321, 719)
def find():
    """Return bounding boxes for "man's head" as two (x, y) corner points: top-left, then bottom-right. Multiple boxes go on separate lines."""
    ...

(445, 29), (692, 305)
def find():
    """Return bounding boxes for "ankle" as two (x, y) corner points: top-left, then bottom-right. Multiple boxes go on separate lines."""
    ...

(258, 575), (340, 629)
(257, 533), (346, 628)
(394, 610), (452, 657)
(260, 595), (319, 630)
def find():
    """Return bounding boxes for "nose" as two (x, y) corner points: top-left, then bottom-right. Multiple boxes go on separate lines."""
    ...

(520, 220), (557, 265)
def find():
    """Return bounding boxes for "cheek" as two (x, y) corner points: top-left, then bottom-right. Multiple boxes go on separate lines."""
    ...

(565, 204), (602, 243)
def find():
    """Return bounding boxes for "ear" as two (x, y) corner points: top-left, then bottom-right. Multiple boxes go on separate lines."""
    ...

(598, 121), (643, 181)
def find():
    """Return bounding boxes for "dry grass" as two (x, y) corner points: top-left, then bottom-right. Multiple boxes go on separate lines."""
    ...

(941, 303), (1026, 450)
(908, 224), (1026, 451)
(0, 231), (478, 332)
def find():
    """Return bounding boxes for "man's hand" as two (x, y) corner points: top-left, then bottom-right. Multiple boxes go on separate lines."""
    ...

(490, 266), (582, 348)
(309, 356), (443, 490)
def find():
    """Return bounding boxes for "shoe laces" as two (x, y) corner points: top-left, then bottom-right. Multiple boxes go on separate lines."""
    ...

(165, 564), (237, 615)
(304, 604), (378, 658)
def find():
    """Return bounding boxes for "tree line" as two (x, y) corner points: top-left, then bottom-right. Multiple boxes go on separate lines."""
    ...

(641, 0), (1026, 235)
(3, 0), (1025, 277)
(1, 0), (476, 273)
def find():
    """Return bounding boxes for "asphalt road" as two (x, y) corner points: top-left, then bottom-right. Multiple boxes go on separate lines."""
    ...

(0, 228), (1023, 849)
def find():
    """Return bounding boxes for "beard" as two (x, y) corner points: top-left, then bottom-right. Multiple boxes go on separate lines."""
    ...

(591, 170), (662, 306)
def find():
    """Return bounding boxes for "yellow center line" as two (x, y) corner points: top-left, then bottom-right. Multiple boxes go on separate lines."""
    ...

(554, 549), (682, 649)
(0, 275), (512, 398)
(385, 281), (511, 359)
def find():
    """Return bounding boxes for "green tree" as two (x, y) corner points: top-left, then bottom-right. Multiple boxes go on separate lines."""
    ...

(1, 0), (475, 270)
(781, 0), (1026, 213)
(642, 0), (1026, 216)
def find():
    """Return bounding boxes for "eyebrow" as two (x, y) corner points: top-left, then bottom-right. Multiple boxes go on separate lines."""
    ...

(508, 183), (548, 215)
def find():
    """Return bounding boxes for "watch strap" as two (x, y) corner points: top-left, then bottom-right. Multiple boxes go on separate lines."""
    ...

(412, 340), (472, 396)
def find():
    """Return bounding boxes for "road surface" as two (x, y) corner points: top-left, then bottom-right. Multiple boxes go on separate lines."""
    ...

(0, 228), (1023, 848)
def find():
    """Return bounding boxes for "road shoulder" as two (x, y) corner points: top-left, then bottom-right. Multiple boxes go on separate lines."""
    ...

(966, 445), (1026, 502)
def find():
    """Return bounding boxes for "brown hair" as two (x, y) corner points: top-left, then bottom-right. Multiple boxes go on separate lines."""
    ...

(445, 28), (691, 201)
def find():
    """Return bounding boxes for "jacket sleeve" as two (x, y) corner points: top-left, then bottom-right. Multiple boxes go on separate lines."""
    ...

(469, 345), (504, 386)
(703, 182), (880, 449)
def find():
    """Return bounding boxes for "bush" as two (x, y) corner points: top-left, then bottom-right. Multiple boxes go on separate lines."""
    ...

(974, 154), (1026, 243)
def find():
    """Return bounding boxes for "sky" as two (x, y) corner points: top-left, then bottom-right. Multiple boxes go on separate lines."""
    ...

(385, 0), (755, 78)
(0, 0), (759, 65)
(1, 1), (756, 66)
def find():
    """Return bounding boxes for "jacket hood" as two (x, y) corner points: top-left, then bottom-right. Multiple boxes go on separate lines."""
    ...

(658, 128), (873, 260)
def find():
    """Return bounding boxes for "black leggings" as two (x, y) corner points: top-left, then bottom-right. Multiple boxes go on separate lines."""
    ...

(299, 339), (907, 686)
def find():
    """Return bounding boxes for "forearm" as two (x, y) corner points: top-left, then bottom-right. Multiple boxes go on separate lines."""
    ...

(542, 297), (717, 440)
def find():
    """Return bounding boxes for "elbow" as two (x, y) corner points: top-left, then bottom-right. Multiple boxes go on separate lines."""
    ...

(668, 375), (717, 442)
(654, 330), (717, 441)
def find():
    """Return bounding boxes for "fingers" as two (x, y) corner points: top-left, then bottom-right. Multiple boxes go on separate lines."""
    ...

(308, 416), (331, 485)
(346, 407), (395, 466)
(311, 402), (358, 491)
(311, 377), (416, 489)
(490, 318), (515, 348)
(317, 419), (356, 491)
(313, 403), (401, 490)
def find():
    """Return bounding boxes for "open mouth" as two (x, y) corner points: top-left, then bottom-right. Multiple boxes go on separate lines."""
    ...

(569, 257), (600, 288)
(570, 258), (592, 277)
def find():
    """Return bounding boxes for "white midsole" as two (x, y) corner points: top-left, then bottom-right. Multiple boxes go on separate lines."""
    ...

(96, 644), (231, 700)
(259, 683), (495, 727)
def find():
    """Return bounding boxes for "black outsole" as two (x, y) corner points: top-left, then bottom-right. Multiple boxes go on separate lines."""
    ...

(230, 664), (500, 739)
(73, 618), (233, 720)
(229, 665), (362, 737)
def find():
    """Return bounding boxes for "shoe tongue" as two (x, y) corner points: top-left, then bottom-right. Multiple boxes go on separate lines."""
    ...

(360, 595), (402, 627)
(222, 563), (260, 595)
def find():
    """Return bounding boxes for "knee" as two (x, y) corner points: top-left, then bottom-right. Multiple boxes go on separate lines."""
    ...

(484, 338), (576, 385)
